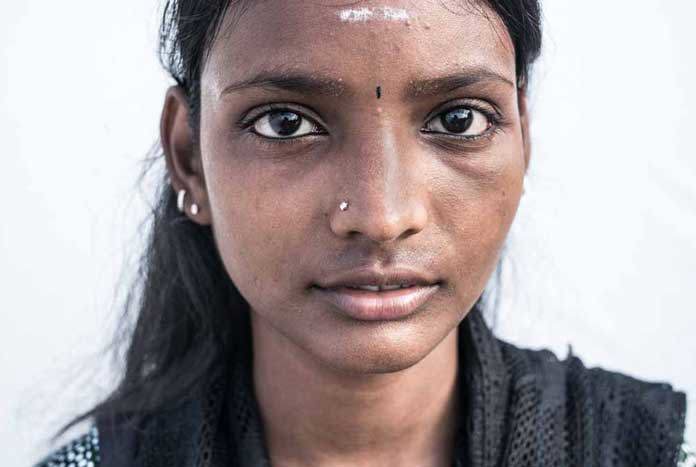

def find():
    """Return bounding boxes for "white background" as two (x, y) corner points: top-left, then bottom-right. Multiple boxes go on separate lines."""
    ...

(1, 2), (694, 465)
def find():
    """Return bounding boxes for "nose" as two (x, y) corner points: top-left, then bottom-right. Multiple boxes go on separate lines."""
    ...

(329, 126), (429, 243)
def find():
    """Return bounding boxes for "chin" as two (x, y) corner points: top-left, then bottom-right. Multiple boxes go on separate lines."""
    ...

(303, 322), (450, 375)
(341, 353), (426, 375)
(331, 349), (424, 375)
(250, 292), (463, 377)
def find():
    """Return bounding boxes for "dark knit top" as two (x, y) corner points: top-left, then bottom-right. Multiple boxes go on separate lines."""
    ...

(35, 305), (691, 466)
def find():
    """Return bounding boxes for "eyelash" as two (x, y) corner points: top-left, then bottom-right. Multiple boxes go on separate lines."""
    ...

(422, 102), (503, 142)
(234, 103), (323, 150)
(236, 100), (504, 145)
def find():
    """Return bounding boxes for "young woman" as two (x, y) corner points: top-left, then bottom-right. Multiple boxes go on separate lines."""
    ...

(35, 1), (692, 466)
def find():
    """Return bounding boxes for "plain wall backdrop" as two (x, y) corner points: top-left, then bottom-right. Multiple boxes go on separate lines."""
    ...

(1, 1), (694, 465)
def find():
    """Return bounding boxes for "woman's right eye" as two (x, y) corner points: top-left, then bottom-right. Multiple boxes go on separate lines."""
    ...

(252, 110), (323, 139)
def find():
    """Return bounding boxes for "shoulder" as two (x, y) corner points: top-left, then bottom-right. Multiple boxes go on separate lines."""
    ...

(34, 410), (145, 467)
(34, 426), (101, 467)
(34, 398), (211, 467)
(498, 340), (688, 465)
(497, 339), (687, 415)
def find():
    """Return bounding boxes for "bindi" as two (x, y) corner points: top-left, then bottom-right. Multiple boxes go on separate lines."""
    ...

(376, 86), (382, 99)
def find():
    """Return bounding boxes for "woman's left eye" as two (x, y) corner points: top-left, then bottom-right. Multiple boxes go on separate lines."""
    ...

(252, 110), (322, 139)
(423, 107), (491, 137)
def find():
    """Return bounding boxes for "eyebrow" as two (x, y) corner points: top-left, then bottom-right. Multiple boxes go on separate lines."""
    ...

(220, 70), (349, 98)
(406, 68), (515, 98)
(219, 66), (514, 99)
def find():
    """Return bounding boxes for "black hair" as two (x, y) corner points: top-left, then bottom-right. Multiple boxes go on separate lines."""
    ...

(54, 0), (542, 440)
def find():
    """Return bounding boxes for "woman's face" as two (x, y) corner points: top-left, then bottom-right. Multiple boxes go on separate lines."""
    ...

(172, 0), (528, 373)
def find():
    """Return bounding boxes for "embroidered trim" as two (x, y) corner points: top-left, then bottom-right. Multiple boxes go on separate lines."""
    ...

(35, 426), (100, 467)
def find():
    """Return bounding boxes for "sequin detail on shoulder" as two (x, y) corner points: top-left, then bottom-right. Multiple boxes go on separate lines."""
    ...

(679, 441), (696, 467)
(35, 426), (100, 467)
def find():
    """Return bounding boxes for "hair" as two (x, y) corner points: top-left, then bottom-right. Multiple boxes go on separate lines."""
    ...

(54, 0), (542, 440)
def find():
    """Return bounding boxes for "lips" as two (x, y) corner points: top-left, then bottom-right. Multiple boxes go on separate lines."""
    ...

(313, 283), (440, 321)
(316, 266), (440, 290)
(344, 284), (415, 292)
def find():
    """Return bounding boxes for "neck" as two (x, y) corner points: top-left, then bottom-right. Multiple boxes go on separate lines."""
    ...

(251, 316), (460, 467)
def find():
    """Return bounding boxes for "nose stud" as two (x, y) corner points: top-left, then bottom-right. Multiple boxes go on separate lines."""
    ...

(339, 200), (349, 211)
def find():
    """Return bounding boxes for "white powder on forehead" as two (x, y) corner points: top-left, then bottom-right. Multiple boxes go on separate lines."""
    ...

(337, 6), (412, 23)
(380, 6), (411, 21)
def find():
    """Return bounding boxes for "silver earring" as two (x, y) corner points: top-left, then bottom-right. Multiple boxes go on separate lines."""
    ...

(177, 189), (200, 216)
(339, 200), (349, 211)
(177, 189), (187, 213)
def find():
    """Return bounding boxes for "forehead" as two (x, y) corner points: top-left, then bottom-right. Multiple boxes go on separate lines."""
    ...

(204, 0), (515, 94)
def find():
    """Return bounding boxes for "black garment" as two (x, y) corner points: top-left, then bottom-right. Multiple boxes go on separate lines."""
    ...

(50, 305), (688, 466)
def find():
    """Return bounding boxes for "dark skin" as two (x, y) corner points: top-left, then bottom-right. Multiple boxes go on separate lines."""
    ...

(162, 1), (529, 465)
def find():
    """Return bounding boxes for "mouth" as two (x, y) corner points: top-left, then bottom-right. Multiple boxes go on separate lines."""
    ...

(312, 283), (441, 321)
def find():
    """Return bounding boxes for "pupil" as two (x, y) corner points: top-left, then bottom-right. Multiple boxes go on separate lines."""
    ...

(269, 111), (301, 136)
(441, 108), (473, 133)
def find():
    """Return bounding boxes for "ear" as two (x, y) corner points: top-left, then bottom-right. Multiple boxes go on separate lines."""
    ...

(160, 86), (212, 225)
(517, 87), (532, 172)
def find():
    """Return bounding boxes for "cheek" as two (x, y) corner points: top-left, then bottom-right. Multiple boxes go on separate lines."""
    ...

(200, 148), (316, 312)
(442, 146), (524, 299)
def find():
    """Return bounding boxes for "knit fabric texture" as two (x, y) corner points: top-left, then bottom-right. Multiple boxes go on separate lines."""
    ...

(36, 305), (688, 466)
